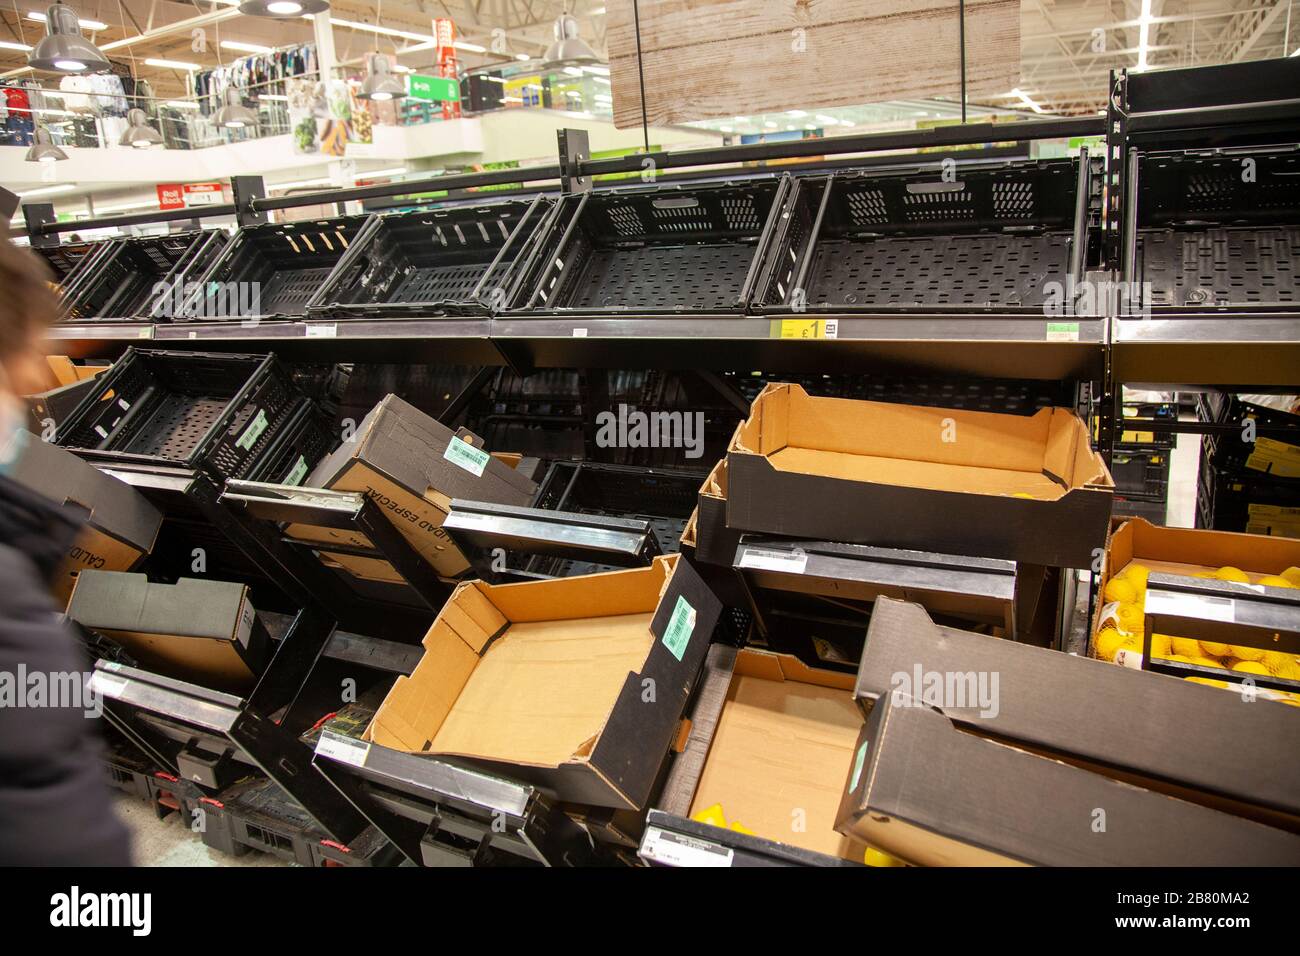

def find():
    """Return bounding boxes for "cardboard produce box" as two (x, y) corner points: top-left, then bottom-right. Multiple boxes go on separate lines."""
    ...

(365, 554), (721, 810)
(857, 598), (1300, 832)
(834, 693), (1300, 866)
(650, 645), (868, 864)
(7, 435), (162, 605)
(67, 571), (268, 693)
(303, 395), (537, 580)
(725, 383), (1113, 568)
(1090, 518), (1300, 694)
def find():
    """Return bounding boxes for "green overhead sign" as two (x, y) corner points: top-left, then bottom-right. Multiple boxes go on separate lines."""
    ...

(408, 74), (460, 103)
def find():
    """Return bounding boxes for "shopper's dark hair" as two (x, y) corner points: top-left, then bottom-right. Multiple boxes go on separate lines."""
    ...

(0, 233), (60, 361)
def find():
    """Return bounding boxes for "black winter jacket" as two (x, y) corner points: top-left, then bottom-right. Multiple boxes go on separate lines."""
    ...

(0, 472), (133, 866)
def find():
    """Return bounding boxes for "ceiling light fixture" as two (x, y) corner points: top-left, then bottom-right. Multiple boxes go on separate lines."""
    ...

(18, 183), (77, 197)
(358, 51), (406, 101)
(213, 86), (259, 128)
(542, 10), (601, 68)
(238, 0), (328, 18)
(1009, 87), (1045, 114)
(25, 9), (106, 30)
(1135, 0), (1153, 72)
(118, 108), (164, 148)
(0, 40), (33, 51)
(28, 3), (110, 74)
(24, 127), (68, 162)
(145, 57), (200, 70)
(220, 40), (275, 54)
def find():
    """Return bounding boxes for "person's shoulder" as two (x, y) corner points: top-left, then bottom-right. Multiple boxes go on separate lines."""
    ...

(0, 542), (63, 623)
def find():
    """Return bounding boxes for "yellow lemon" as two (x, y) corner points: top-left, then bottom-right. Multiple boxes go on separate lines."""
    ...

(1231, 660), (1269, 676)
(1122, 563), (1150, 590)
(1215, 566), (1250, 583)
(729, 821), (755, 836)
(1149, 633), (1174, 658)
(1171, 637), (1202, 658)
(1227, 642), (1267, 662)
(1117, 602), (1146, 635)
(864, 847), (906, 867)
(1262, 652), (1300, 680)
(1093, 628), (1127, 662)
(692, 803), (727, 828)
(1280, 567), (1300, 587)
(1199, 640), (1232, 658)
(1186, 655), (1227, 670)
(1104, 577), (1138, 605)
(1257, 575), (1294, 589)
(1185, 677), (1230, 689)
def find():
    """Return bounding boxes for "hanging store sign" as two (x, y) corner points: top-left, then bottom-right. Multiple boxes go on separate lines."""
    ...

(408, 73), (460, 103)
(156, 182), (225, 210)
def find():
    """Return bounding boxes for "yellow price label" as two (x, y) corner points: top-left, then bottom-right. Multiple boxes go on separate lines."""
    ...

(770, 319), (837, 339)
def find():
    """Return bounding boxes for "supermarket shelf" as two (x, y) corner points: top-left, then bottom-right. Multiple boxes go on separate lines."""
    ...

(1111, 316), (1300, 387)
(48, 314), (1105, 379)
(490, 314), (1106, 380)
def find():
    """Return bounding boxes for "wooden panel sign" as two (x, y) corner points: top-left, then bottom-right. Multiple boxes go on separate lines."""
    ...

(607, 0), (1020, 129)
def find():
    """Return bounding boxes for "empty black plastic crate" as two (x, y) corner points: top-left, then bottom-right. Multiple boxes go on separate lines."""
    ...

(62, 231), (228, 322)
(1199, 393), (1300, 479)
(56, 348), (309, 480)
(754, 157), (1088, 313)
(36, 237), (113, 283)
(1110, 448), (1171, 500)
(181, 216), (373, 321)
(1127, 148), (1300, 311)
(508, 177), (790, 314)
(308, 197), (553, 320)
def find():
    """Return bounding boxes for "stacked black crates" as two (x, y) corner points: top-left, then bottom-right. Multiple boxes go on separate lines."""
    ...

(1197, 393), (1300, 537)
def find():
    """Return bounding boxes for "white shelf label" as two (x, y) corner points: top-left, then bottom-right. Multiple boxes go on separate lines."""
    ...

(315, 733), (370, 768)
(641, 827), (733, 867)
(738, 546), (808, 574)
(305, 323), (338, 338)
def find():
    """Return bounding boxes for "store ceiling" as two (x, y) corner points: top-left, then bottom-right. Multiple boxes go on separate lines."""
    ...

(0, 0), (1296, 111)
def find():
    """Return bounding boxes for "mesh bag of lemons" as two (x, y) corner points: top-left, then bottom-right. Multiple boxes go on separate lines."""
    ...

(1093, 564), (1300, 706)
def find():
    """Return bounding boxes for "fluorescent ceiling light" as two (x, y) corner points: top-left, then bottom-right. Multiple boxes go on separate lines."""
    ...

(0, 40), (33, 51)
(456, 41), (486, 53)
(591, 5), (606, 13)
(1136, 0), (1153, 72)
(719, 125), (732, 133)
(18, 183), (77, 197)
(763, 121), (776, 129)
(357, 166), (407, 178)
(164, 100), (201, 109)
(220, 40), (274, 54)
(582, 65), (609, 75)
(146, 57), (201, 70)
(271, 176), (332, 191)
(483, 75), (505, 83)
(563, 65), (583, 76)
(515, 53), (530, 61)
(27, 10), (107, 31)
(815, 113), (838, 124)
(1009, 87), (1045, 114)
(92, 198), (159, 214)
(787, 109), (807, 117)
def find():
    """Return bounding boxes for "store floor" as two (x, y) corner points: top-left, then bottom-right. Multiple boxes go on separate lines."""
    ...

(116, 429), (1208, 867)
(116, 794), (292, 867)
